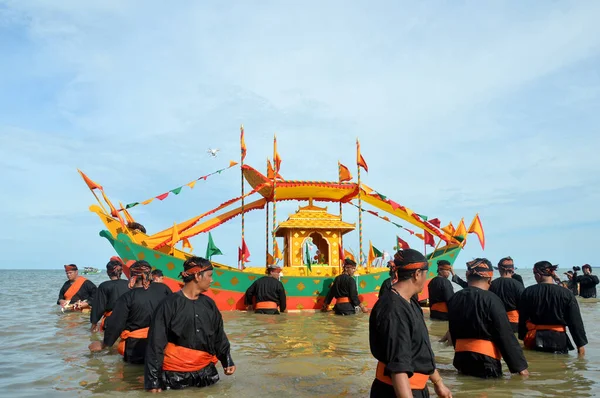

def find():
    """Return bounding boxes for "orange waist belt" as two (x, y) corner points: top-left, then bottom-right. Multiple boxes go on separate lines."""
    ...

(524, 321), (566, 349)
(506, 310), (519, 324)
(375, 362), (429, 390)
(163, 342), (218, 372)
(255, 301), (279, 310)
(431, 302), (448, 313)
(99, 311), (113, 331)
(117, 327), (149, 356)
(336, 297), (351, 304)
(455, 338), (501, 360)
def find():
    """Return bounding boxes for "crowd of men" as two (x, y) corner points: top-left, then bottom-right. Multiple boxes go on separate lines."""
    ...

(56, 250), (595, 396)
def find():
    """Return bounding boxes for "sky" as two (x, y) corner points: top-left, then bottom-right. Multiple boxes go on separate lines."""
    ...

(1, 1), (599, 270)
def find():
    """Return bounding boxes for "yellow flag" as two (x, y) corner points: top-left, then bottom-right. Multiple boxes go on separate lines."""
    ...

(273, 240), (282, 259)
(467, 214), (485, 250)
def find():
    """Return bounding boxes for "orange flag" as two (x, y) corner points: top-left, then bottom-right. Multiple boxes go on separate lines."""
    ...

(274, 135), (282, 172)
(453, 218), (467, 244)
(467, 214), (485, 250)
(182, 237), (194, 252)
(229, 160), (238, 168)
(338, 162), (352, 182)
(78, 169), (103, 190)
(273, 240), (282, 259)
(442, 222), (455, 236)
(356, 140), (369, 172)
(344, 249), (355, 262)
(240, 125), (247, 162)
(267, 159), (283, 180)
(170, 223), (180, 249)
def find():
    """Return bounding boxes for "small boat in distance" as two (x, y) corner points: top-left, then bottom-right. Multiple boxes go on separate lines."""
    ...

(81, 267), (101, 275)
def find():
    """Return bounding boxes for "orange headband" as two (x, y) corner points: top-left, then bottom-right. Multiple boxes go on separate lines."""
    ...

(399, 261), (429, 271)
(181, 265), (211, 277)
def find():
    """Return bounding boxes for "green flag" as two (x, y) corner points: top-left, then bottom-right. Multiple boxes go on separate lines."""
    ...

(205, 232), (223, 260)
(304, 243), (312, 273)
(372, 245), (383, 257)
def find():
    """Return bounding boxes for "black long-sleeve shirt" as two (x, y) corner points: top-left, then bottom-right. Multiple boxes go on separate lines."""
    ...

(489, 277), (524, 332)
(518, 283), (587, 352)
(370, 291), (435, 396)
(379, 278), (392, 300)
(90, 279), (130, 324)
(576, 274), (599, 298)
(324, 274), (360, 315)
(104, 283), (171, 363)
(512, 273), (524, 286)
(145, 290), (235, 390)
(448, 287), (528, 378)
(244, 276), (287, 312)
(451, 274), (468, 289)
(57, 278), (97, 305)
(428, 275), (454, 320)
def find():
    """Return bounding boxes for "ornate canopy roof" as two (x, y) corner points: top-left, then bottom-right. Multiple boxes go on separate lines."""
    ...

(274, 203), (355, 237)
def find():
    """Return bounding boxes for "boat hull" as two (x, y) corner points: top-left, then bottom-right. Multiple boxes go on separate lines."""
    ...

(100, 230), (461, 311)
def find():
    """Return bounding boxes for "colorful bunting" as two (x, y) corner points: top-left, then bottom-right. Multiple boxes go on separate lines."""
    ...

(123, 161), (238, 209)
(349, 203), (416, 236)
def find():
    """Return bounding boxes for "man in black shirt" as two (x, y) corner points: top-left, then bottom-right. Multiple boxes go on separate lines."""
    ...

(428, 260), (455, 320)
(489, 259), (524, 332)
(370, 249), (451, 397)
(245, 264), (287, 314)
(88, 260), (171, 363)
(519, 261), (587, 355)
(564, 270), (578, 296)
(322, 258), (368, 315)
(576, 264), (598, 299)
(90, 257), (130, 332)
(496, 256), (524, 286)
(57, 264), (97, 311)
(145, 257), (235, 391)
(448, 258), (528, 379)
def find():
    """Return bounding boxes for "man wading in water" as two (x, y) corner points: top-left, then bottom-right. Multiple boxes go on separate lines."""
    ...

(322, 258), (368, 315)
(145, 257), (235, 391)
(57, 264), (97, 311)
(245, 263), (287, 314)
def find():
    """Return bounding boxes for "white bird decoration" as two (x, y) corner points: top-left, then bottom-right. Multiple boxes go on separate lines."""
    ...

(207, 148), (220, 157)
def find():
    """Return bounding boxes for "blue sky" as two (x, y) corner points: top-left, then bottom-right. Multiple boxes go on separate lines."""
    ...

(1, 1), (599, 270)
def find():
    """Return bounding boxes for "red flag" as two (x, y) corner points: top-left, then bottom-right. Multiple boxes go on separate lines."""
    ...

(78, 169), (103, 190)
(240, 125), (247, 162)
(429, 218), (441, 228)
(396, 236), (410, 250)
(424, 231), (435, 247)
(273, 136), (282, 172)
(356, 139), (368, 172)
(338, 162), (352, 182)
(238, 238), (250, 263)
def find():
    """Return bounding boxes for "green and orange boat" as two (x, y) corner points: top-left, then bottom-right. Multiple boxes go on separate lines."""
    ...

(81, 135), (481, 311)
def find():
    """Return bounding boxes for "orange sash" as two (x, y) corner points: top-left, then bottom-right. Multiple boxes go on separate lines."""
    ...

(524, 320), (566, 349)
(375, 362), (429, 390)
(255, 301), (278, 310)
(455, 338), (501, 360)
(431, 302), (448, 313)
(99, 311), (113, 331)
(117, 327), (149, 356)
(163, 342), (218, 372)
(506, 310), (519, 324)
(64, 277), (87, 302)
(336, 297), (351, 304)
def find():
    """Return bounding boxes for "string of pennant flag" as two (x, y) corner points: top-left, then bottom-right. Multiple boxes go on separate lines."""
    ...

(348, 202), (418, 235)
(124, 160), (239, 209)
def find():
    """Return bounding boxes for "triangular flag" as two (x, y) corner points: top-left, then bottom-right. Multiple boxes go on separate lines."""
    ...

(356, 139), (368, 172)
(429, 218), (441, 228)
(273, 240), (282, 260)
(267, 253), (275, 265)
(467, 214), (485, 250)
(453, 219), (467, 243)
(78, 169), (103, 190)
(229, 160), (238, 168)
(238, 238), (250, 264)
(267, 159), (283, 180)
(396, 236), (410, 250)
(187, 180), (197, 189)
(205, 232), (223, 260)
(338, 162), (352, 182)
(424, 230), (435, 247)
(156, 192), (169, 201)
(182, 237), (194, 252)
(273, 135), (282, 172)
(170, 187), (183, 195)
(368, 241), (381, 266)
(442, 222), (455, 236)
(416, 213), (428, 221)
(119, 202), (135, 224)
(125, 202), (139, 209)
(141, 198), (154, 205)
(344, 249), (355, 262)
(240, 125), (247, 162)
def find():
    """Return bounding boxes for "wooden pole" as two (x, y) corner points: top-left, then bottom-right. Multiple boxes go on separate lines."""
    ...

(272, 135), (278, 257)
(240, 125), (245, 269)
(357, 140), (364, 267)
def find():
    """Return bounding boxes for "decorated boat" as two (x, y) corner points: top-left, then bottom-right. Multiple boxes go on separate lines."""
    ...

(79, 129), (485, 311)
(81, 267), (101, 275)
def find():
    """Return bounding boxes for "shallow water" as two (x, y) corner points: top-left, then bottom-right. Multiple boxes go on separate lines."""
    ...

(0, 269), (598, 397)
